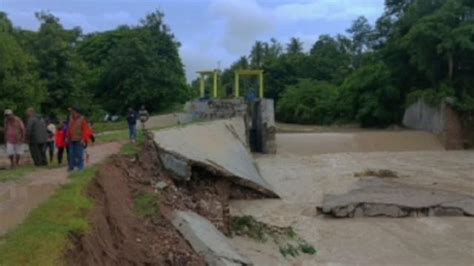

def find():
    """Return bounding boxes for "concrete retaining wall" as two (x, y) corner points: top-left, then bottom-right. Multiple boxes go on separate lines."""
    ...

(403, 100), (444, 134)
(183, 99), (276, 154)
(184, 99), (248, 121)
(403, 99), (473, 149)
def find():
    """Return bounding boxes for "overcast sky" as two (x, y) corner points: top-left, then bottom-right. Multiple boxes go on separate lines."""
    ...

(1, 0), (385, 81)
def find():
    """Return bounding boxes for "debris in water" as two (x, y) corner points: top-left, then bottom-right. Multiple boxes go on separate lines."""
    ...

(231, 215), (317, 258)
(354, 168), (399, 178)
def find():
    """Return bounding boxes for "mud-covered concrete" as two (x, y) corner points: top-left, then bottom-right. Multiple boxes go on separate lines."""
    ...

(172, 210), (252, 266)
(319, 180), (474, 218)
(153, 118), (277, 197)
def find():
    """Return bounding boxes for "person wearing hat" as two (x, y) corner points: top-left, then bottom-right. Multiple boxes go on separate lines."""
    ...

(26, 107), (49, 166)
(3, 109), (26, 168)
(67, 106), (89, 171)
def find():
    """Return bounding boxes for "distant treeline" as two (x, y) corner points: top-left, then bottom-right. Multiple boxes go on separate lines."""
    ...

(204, 0), (474, 127)
(0, 10), (191, 120)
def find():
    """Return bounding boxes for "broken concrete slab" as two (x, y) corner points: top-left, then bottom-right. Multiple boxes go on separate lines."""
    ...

(318, 180), (474, 218)
(172, 210), (252, 266)
(153, 117), (277, 197)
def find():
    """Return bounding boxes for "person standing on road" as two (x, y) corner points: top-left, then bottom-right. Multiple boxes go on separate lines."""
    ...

(138, 105), (150, 130)
(45, 119), (56, 163)
(26, 108), (48, 166)
(55, 121), (66, 165)
(3, 109), (26, 168)
(67, 107), (89, 171)
(127, 108), (138, 143)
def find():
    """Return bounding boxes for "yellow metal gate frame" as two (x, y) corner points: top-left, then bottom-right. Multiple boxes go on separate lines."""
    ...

(197, 70), (219, 98)
(234, 69), (264, 98)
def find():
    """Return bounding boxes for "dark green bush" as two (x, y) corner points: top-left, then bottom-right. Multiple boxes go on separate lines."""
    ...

(276, 79), (338, 125)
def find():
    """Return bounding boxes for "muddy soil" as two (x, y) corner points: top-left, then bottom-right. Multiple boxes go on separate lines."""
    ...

(66, 156), (205, 265)
(67, 140), (265, 265)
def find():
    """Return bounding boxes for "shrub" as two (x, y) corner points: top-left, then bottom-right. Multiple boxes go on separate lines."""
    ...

(276, 79), (339, 125)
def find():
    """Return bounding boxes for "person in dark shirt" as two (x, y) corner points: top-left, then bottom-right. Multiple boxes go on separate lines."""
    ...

(127, 108), (138, 143)
(26, 107), (48, 166)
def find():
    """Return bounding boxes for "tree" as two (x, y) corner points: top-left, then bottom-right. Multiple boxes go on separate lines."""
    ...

(277, 80), (338, 125)
(32, 12), (90, 114)
(249, 41), (264, 68)
(338, 63), (401, 127)
(307, 35), (352, 83)
(0, 13), (45, 114)
(286, 37), (304, 55)
(347, 16), (373, 68)
(79, 10), (188, 113)
(103, 12), (186, 113)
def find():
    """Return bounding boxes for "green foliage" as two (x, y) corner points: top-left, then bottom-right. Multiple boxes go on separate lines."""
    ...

(279, 242), (316, 258)
(231, 215), (268, 242)
(121, 132), (146, 156)
(31, 12), (91, 114)
(1, 9), (187, 119)
(79, 10), (188, 114)
(231, 216), (317, 259)
(455, 95), (474, 112)
(0, 13), (45, 114)
(134, 192), (160, 218)
(277, 80), (339, 125)
(0, 167), (97, 265)
(93, 121), (128, 133)
(406, 85), (456, 107)
(218, 0), (473, 128)
(95, 130), (129, 144)
(338, 63), (401, 127)
(0, 165), (35, 183)
(307, 35), (352, 84)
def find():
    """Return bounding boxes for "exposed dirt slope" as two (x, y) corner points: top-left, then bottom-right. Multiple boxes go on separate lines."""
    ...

(66, 140), (266, 265)
(66, 144), (205, 265)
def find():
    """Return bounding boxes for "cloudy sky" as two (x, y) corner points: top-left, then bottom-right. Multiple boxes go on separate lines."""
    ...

(1, 0), (385, 81)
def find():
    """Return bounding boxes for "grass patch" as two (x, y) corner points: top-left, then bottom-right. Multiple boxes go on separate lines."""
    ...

(354, 169), (399, 178)
(120, 132), (146, 156)
(95, 130), (129, 143)
(231, 215), (317, 258)
(231, 215), (268, 242)
(0, 167), (97, 265)
(93, 121), (128, 134)
(134, 192), (160, 218)
(0, 165), (35, 183)
(0, 161), (72, 183)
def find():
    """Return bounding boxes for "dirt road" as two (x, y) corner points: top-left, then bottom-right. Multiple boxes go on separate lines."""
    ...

(0, 142), (122, 236)
(230, 132), (474, 265)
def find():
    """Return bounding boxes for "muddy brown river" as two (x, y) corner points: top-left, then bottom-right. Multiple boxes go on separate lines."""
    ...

(230, 132), (474, 265)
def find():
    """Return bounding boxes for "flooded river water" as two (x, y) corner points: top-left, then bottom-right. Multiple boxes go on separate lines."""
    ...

(230, 131), (474, 265)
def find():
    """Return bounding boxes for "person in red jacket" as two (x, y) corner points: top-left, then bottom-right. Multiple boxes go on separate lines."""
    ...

(55, 121), (66, 165)
(82, 119), (94, 164)
(67, 107), (89, 171)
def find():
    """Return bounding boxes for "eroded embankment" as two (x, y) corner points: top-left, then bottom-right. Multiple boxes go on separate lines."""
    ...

(66, 140), (267, 265)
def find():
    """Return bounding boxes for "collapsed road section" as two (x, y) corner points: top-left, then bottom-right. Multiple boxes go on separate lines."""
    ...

(68, 118), (278, 265)
(318, 179), (474, 218)
(153, 117), (278, 198)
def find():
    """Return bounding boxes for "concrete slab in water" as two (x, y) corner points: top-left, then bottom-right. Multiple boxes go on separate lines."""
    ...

(153, 118), (277, 197)
(172, 210), (252, 266)
(319, 180), (474, 218)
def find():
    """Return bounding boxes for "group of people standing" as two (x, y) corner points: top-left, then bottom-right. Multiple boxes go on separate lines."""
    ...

(3, 106), (94, 171)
